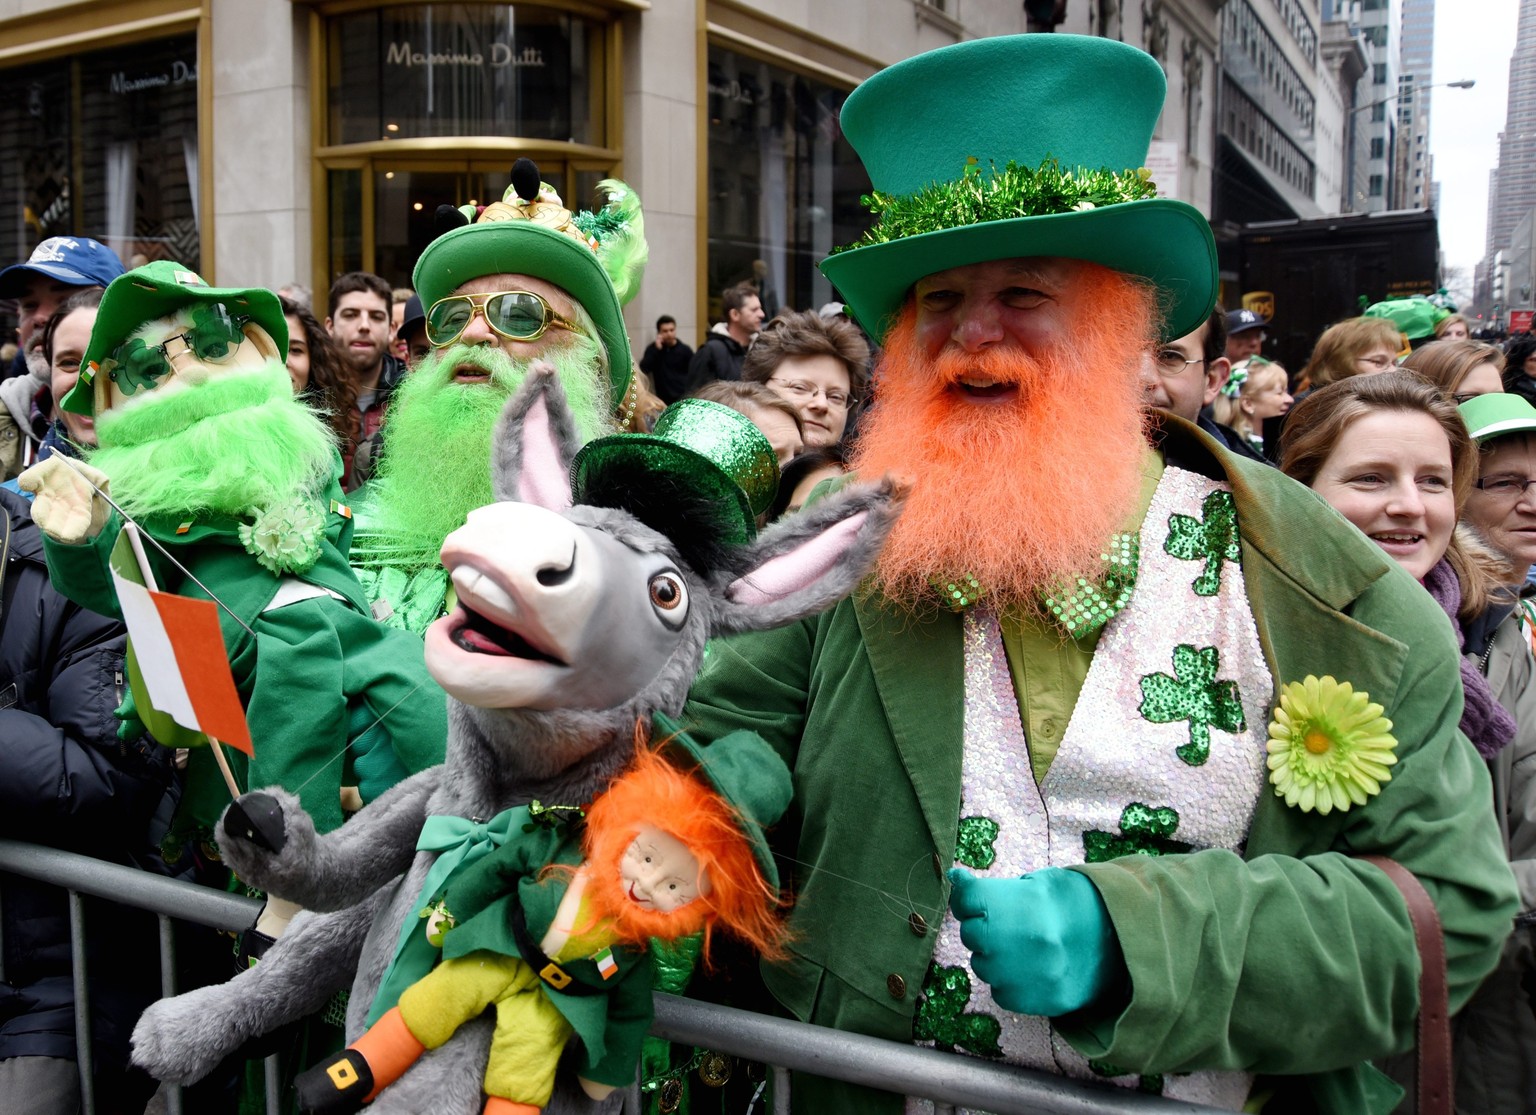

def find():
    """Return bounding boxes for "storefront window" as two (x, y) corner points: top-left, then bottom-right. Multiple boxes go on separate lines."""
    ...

(0, 34), (199, 320)
(705, 47), (869, 321)
(328, 4), (601, 147)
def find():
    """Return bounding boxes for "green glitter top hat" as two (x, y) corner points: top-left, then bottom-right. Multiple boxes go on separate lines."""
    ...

(66, 261), (288, 416)
(819, 34), (1217, 344)
(571, 398), (778, 549)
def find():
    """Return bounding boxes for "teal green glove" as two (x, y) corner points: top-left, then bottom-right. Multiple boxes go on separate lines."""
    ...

(947, 866), (1126, 1017)
(114, 682), (147, 745)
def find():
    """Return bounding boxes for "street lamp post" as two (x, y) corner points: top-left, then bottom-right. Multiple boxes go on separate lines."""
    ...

(1347, 79), (1474, 211)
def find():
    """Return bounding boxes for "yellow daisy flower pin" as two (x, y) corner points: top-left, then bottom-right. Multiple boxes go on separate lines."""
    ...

(1266, 676), (1397, 815)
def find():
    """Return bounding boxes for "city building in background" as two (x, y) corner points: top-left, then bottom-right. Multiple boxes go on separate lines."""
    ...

(1477, 0), (1536, 325)
(0, 0), (1228, 352)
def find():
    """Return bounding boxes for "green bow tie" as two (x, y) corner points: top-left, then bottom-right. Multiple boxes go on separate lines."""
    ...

(1041, 532), (1140, 639)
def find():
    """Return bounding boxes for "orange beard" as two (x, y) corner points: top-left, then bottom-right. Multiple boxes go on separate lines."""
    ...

(851, 265), (1157, 613)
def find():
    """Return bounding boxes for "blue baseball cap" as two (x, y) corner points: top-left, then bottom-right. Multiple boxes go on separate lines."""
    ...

(0, 237), (126, 299)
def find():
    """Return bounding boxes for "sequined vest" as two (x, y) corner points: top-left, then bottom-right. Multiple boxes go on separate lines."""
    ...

(914, 465), (1273, 1112)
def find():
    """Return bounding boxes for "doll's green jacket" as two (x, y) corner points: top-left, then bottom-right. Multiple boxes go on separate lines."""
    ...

(680, 417), (1520, 1114)
(433, 812), (655, 1089)
(40, 471), (446, 840)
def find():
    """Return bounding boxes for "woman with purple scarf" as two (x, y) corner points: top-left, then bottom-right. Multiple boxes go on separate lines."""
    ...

(1281, 372), (1535, 1115)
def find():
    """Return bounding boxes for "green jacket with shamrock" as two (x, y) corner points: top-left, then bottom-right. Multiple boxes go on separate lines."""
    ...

(40, 467), (446, 842)
(680, 416), (1519, 1115)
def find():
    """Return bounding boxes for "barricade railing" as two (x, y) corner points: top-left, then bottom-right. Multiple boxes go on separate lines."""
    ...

(0, 838), (1219, 1115)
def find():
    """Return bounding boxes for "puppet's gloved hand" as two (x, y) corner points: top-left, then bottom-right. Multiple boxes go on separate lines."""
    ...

(19, 457), (112, 543)
(947, 866), (1126, 1017)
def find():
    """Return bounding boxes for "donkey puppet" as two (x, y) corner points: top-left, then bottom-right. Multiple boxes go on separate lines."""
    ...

(130, 367), (906, 1113)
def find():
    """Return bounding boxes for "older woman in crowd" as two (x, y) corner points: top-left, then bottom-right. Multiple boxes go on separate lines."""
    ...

(741, 309), (868, 449)
(1402, 339), (1506, 403)
(1297, 315), (1404, 393)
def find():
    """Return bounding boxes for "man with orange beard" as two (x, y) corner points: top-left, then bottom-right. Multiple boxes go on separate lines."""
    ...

(680, 35), (1516, 1115)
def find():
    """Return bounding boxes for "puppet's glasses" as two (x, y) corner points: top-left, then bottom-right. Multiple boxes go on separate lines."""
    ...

(100, 303), (252, 397)
(425, 290), (584, 348)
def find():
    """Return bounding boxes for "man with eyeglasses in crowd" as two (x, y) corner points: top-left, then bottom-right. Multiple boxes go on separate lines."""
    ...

(1140, 305), (1265, 462)
(346, 166), (649, 636)
(742, 308), (869, 449)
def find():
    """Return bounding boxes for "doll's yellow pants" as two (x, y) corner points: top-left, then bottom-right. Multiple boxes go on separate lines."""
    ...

(397, 952), (573, 1105)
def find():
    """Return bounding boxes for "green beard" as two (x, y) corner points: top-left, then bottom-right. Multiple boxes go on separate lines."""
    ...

(360, 336), (612, 568)
(91, 363), (339, 521)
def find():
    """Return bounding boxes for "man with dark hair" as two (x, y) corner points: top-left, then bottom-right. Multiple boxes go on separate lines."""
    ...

(326, 271), (402, 486)
(1140, 305), (1263, 461)
(742, 309), (868, 448)
(687, 282), (763, 388)
(639, 313), (694, 403)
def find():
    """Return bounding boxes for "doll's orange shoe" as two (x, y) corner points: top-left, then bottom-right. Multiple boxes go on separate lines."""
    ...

(482, 1098), (539, 1115)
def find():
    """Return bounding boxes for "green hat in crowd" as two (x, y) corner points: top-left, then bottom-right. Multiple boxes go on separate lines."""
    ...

(65, 261), (287, 416)
(1459, 392), (1536, 443)
(653, 712), (793, 890)
(413, 164), (647, 412)
(571, 398), (779, 548)
(1363, 296), (1448, 343)
(819, 34), (1218, 344)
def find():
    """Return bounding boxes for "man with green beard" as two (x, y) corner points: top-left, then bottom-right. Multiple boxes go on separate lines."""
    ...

(18, 262), (447, 887)
(350, 167), (648, 634)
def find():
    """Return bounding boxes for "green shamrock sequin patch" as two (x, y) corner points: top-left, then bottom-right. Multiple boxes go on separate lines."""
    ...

(914, 963), (1003, 1057)
(1139, 644), (1245, 766)
(1164, 489), (1241, 597)
(1083, 803), (1193, 863)
(955, 816), (1000, 870)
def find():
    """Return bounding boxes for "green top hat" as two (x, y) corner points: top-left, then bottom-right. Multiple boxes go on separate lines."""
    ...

(570, 398), (778, 548)
(65, 261), (287, 416)
(1459, 393), (1536, 442)
(819, 34), (1218, 344)
(413, 177), (645, 409)
(653, 713), (792, 890)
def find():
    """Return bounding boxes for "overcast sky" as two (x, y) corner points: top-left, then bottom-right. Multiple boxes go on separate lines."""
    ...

(1430, 0), (1518, 275)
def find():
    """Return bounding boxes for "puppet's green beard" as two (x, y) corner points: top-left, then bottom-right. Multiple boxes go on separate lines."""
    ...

(91, 363), (338, 520)
(360, 337), (611, 567)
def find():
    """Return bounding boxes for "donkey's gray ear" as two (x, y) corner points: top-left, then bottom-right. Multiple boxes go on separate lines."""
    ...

(710, 474), (909, 635)
(490, 364), (581, 510)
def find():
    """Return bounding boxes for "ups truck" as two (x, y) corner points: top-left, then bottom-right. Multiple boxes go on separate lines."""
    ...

(1236, 208), (1440, 379)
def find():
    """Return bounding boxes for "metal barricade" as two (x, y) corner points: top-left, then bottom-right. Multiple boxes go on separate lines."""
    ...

(0, 838), (1219, 1115)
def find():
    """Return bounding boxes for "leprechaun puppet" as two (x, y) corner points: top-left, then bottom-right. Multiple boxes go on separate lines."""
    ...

(20, 262), (447, 944)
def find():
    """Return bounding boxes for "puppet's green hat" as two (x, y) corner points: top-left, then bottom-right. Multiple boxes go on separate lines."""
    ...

(65, 261), (287, 416)
(820, 34), (1217, 344)
(653, 713), (792, 890)
(570, 398), (778, 547)
(412, 177), (645, 408)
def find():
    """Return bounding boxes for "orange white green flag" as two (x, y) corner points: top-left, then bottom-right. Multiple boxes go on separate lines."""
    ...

(108, 523), (252, 757)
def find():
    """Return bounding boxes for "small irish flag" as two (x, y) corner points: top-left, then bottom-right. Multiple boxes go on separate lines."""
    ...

(593, 947), (618, 980)
(109, 524), (252, 755)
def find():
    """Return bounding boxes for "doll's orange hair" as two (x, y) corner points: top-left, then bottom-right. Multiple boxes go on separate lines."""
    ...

(580, 742), (788, 965)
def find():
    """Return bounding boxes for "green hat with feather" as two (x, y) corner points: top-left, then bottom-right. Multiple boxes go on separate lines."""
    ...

(820, 34), (1218, 344)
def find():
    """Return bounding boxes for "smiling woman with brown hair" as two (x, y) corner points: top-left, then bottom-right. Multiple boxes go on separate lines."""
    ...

(741, 309), (869, 448)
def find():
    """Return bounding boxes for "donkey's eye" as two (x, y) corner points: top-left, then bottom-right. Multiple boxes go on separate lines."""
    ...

(648, 572), (689, 626)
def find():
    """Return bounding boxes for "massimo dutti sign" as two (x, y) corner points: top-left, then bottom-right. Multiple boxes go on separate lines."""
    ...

(383, 42), (547, 69)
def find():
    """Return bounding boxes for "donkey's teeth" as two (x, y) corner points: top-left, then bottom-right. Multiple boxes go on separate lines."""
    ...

(451, 566), (519, 619)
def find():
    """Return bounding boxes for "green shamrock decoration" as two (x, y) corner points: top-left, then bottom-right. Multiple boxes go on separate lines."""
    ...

(1139, 644), (1245, 765)
(187, 303), (244, 360)
(1088, 1058), (1165, 1094)
(914, 963), (1003, 1057)
(1164, 490), (1241, 596)
(955, 815), (1000, 870)
(1083, 802), (1193, 862)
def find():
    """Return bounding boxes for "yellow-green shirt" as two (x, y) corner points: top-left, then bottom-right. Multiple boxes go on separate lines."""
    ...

(999, 449), (1164, 784)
